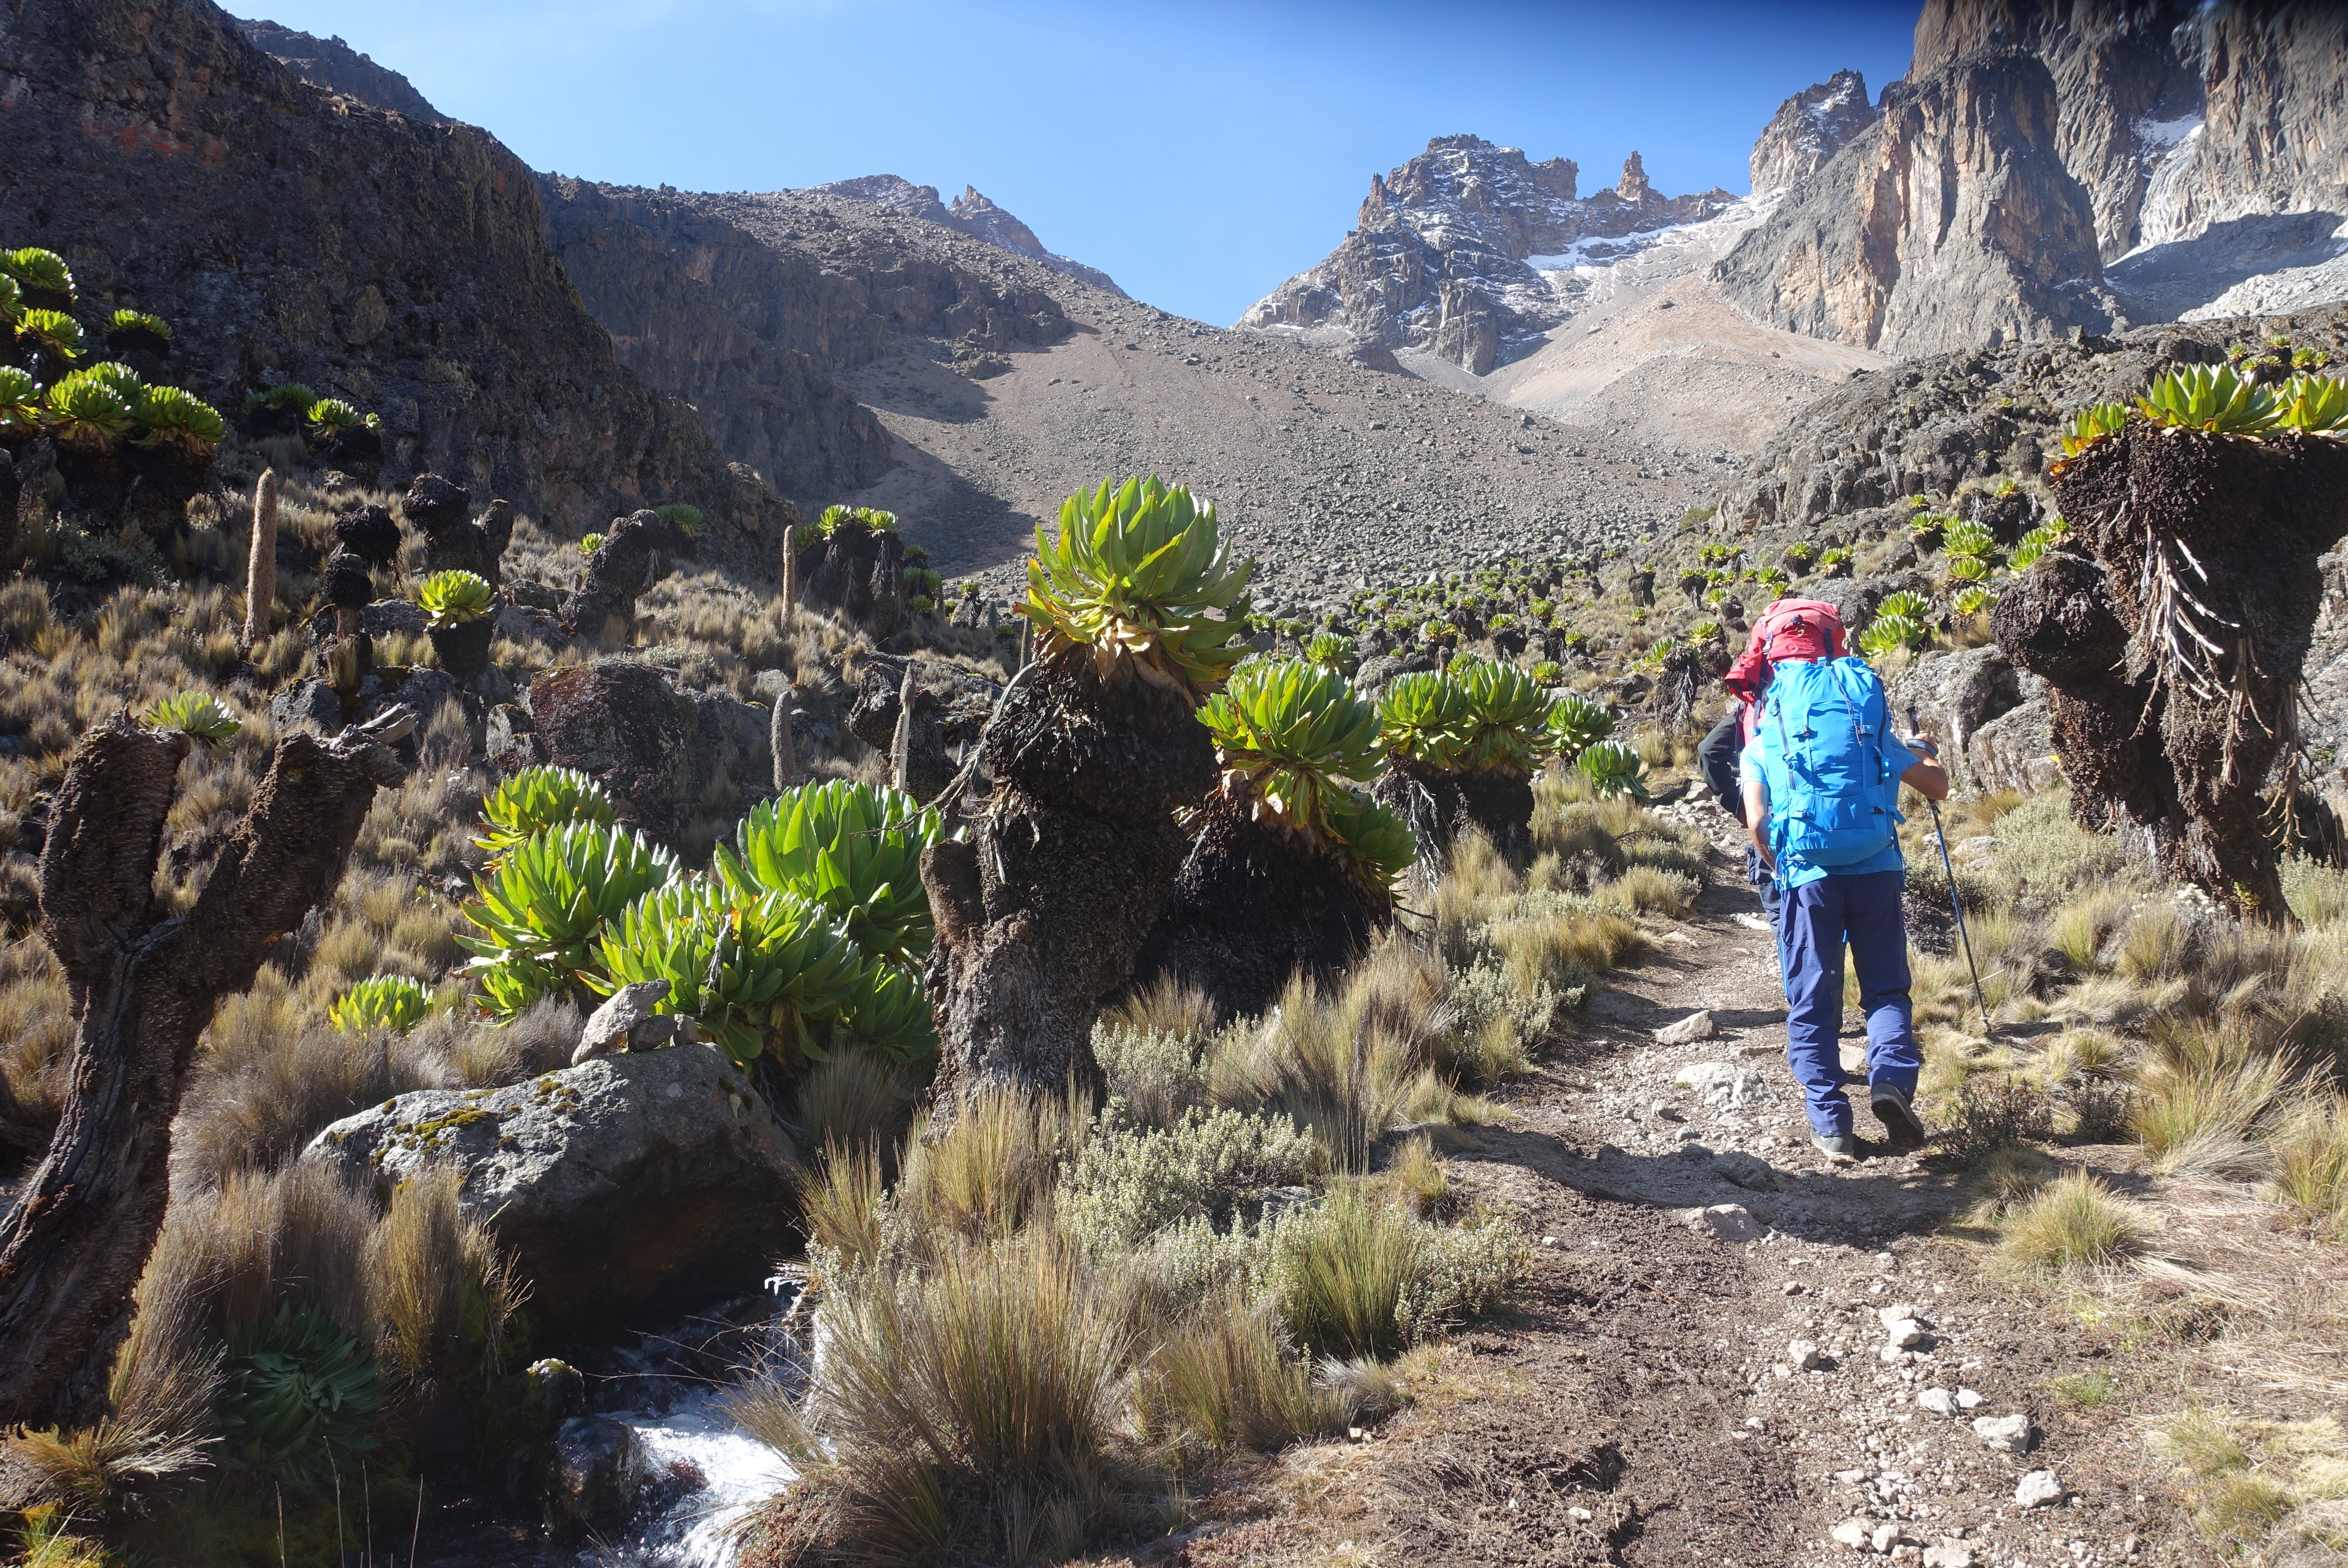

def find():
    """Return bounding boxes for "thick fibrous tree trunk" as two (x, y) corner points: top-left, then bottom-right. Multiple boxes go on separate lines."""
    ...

(1371, 761), (1534, 864)
(771, 683), (797, 792)
(921, 650), (1214, 1097)
(242, 466), (278, 655)
(1999, 425), (2348, 917)
(0, 710), (411, 1427)
(1133, 790), (1391, 1020)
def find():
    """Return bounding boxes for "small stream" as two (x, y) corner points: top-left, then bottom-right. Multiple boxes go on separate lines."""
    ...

(578, 1277), (806, 1567)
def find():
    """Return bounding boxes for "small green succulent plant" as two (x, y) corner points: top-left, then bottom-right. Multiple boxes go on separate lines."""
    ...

(714, 780), (943, 969)
(474, 766), (616, 863)
(1196, 658), (1383, 836)
(417, 570), (495, 629)
(141, 690), (240, 749)
(458, 820), (679, 1018)
(2137, 365), (2279, 435)
(330, 974), (432, 1035)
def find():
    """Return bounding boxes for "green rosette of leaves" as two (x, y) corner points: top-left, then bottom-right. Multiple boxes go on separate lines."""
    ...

(474, 766), (616, 864)
(1195, 658), (1382, 836)
(1542, 694), (1614, 764)
(594, 879), (872, 1067)
(2136, 365), (2280, 435)
(1326, 791), (1419, 900)
(1576, 739), (1649, 801)
(714, 779), (943, 971)
(1454, 658), (1550, 776)
(1376, 670), (1471, 770)
(1021, 475), (1254, 698)
(330, 974), (432, 1035)
(457, 820), (677, 1017)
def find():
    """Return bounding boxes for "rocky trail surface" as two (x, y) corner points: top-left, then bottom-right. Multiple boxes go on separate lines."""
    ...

(1184, 810), (2175, 1568)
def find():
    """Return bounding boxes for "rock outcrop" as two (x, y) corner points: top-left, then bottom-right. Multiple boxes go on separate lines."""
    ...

(515, 660), (769, 851)
(300, 1045), (798, 1339)
(1748, 71), (1880, 196)
(234, 18), (449, 125)
(1240, 137), (1740, 374)
(1714, 53), (2112, 355)
(0, 0), (791, 537)
(811, 174), (1128, 297)
(533, 179), (897, 499)
(1716, 0), (2348, 355)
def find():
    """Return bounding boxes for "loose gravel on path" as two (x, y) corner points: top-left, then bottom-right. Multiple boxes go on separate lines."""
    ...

(1183, 806), (2181, 1568)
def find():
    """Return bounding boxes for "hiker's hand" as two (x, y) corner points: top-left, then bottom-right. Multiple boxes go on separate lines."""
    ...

(1904, 734), (1939, 758)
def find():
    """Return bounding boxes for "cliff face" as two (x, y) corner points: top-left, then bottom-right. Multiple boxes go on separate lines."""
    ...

(0, 0), (783, 536)
(535, 180), (895, 498)
(1717, 0), (2348, 354)
(1715, 52), (2113, 355)
(1748, 70), (1880, 194)
(1239, 137), (1739, 374)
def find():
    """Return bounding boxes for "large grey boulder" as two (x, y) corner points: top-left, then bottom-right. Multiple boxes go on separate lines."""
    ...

(300, 1044), (797, 1338)
(1885, 647), (2029, 794)
(1966, 696), (2061, 796)
(514, 658), (768, 850)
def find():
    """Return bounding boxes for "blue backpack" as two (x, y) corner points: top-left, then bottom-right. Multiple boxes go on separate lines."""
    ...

(1759, 656), (1901, 867)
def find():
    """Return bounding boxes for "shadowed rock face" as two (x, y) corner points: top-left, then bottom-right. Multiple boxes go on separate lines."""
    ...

(0, 0), (787, 537)
(1717, 1), (2348, 354)
(234, 18), (447, 125)
(520, 661), (768, 851)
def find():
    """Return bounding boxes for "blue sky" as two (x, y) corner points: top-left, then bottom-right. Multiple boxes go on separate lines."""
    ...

(236, 0), (1919, 324)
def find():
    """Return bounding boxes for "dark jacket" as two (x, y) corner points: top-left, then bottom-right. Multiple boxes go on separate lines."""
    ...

(1698, 710), (1746, 824)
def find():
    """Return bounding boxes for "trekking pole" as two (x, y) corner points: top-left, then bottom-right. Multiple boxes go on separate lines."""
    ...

(1906, 705), (1994, 1038)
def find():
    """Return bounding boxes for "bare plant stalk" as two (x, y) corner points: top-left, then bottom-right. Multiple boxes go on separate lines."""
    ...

(0, 708), (413, 1427)
(891, 666), (919, 793)
(242, 467), (279, 655)
(781, 523), (799, 624)
(771, 681), (797, 792)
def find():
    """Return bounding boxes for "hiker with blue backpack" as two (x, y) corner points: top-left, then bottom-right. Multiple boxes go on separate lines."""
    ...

(1733, 598), (1950, 1164)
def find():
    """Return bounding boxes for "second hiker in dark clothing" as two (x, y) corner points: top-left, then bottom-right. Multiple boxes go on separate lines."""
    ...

(1698, 707), (1780, 940)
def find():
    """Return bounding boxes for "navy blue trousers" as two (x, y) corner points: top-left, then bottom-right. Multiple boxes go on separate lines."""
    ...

(1777, 869), (1922, 1137)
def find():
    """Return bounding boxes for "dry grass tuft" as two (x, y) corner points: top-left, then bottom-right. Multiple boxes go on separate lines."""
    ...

(1998, 1170), (2149, 1275)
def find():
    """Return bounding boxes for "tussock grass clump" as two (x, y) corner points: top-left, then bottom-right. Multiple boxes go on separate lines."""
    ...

(791, 1048), (914, 1166)
(1134, 1295), (1351, 1458)
(2283, 854), (2348, 928)
(2132, 1047), (2288, 1178)
(744, 1233), (1156, 1568)
(895, 1086), (1090, 1248)
(1965, 1142), (2057, 1222)
(2262, 1095), (2348, 1234)
(1998, 1170), (2149, 1274)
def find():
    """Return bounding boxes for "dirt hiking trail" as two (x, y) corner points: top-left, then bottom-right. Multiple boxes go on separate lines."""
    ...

(1180, 816), (2178, 1568)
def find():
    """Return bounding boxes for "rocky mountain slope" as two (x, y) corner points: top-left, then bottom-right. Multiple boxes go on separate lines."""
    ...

(231, 18), (448, 125)
(606, 185), (1721, 617)
(1239, 133), (1889, 453)
(809, 175), (1126, 297)
(0, 0), (784, 538)
(215, 15), (1709, 611)
(1241, 138), (1739, 377)
(1716, 0), (2348, 354)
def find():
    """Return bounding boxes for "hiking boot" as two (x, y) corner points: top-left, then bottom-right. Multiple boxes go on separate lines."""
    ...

(1811, 1132), (1859, 1165)
(1871, 1084), (1928, 1151)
